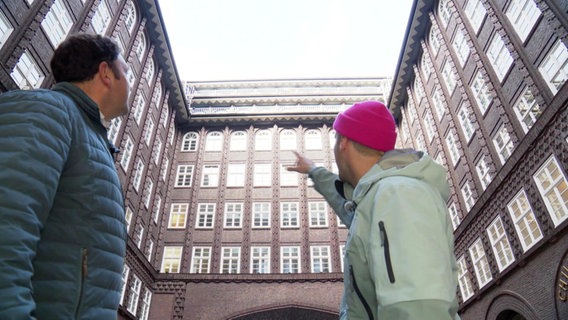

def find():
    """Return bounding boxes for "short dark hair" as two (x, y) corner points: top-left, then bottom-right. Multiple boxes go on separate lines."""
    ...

(50, 33), (121, 83)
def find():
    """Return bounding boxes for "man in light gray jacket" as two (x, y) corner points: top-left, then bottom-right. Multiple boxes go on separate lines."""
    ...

(288, 100), (460, 320)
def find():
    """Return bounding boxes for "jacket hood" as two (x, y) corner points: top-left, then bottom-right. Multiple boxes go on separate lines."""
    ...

(356, 149), (450, 201)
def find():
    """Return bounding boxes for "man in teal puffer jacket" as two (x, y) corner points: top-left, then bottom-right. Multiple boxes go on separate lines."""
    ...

(0, 33), (130, 319)
(288, 101), (461, 319)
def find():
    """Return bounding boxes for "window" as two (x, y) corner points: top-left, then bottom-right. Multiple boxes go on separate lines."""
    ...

(107, 117), (122, 144)
(221, 247), (240, 274)
(127, 64), (135, 89)
(423, 112), (435, 143)
(120, 138), (134, 170)
(475, 155), (492, 190)
(513, 87), (541, 133)
(145, 239), (154, 262)
(120, 265), (130, 305)
(254, 164), (271, 186)
(280, 130), (297, 150)
(251, 247), (270, 273)
(135, 34), (146, 62)
(230, 131), (247, 151)
(145, 59), (154, 84)
(281, 202), (299, 228)
(191, 247), (211, 273)
(506, 0), (541, 42)
(507, 190), (543, 252)
(457, 256), (475, 301)
(196, 203), (215, 228)
(139, 288), (152, 320)
(487, 216), (515, 271)
(152, 137), (162, 165)
(445, 130), (460, 166)
(126, 275), (141, 315)
(175, 165), (194, 187)
(10, 51), (45, 89)
(224, 203), (243, 228)
(457, 105), (475, 142)
(125, 207), (133, 233)
(311, 246), (331, 273)
(252, 202), (270, 228)
(429, 26), (441, 54)
(448, 202), (461, 230)
(161, 158), (169, 181)
(305, 129), (322, 150)
(464, 0), (486, 33)
(281, 246), (300, 273)
(181, 132), (199, 151)
(442, 62), (457, 94)
(469, 239), (492, 288)
(201, 165), (219, 187)
(421, 54), (433, 80)
(134, 225), (144, 249)
(42, 0), (72, 47)
(91, 0), (111, 34)
(227, 164), (245, 187)
(414, 77), (425, 102)
(152, 84), (162, 107)
(255, 130), (272, 150)
(124, 1), (137, 34)
(168, 203), (188, 229)
(280, 165), (297, 186)
(452, 29), (470, 66)
(309, 202), (328, 227)
(143, 118), (154, 146)
(0, 11), (14, 49)
(533, 156), (568, 226)
(493, 125), (515, 164)
(161, 246), (183, 273)
(438, 0), (452, 27)
(432, 87), (446, 120)
(538, 40), (568, 94)
(132, 159), (144, 191)
(143, 180), (153, 208)
(152, 196), (161, 224)
(461, 182), (476, 211)
(487, 34), (513, 82)
(205, 132), (223, 151)
(132, 95), (146, 125)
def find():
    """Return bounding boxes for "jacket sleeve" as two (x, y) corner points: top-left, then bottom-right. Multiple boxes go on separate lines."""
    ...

(308, 167), (355, 227)
(0, 93), (71, 319)
(366, 178), (459, 320)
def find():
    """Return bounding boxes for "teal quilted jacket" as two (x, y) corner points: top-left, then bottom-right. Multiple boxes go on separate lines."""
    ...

(0, 83), (127, 319)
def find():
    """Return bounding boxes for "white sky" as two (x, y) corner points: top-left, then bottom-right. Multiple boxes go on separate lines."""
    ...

(159, 0), (414, 81)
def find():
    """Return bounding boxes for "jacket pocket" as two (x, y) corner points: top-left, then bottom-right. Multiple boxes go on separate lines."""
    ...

(75, 248), (88, 317)
(350, 266), (374, 320)
(378, 221), (395, 283)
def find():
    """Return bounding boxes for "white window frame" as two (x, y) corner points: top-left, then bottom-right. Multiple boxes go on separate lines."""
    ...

(538, 39), (568, 95)
(227, 164), (246, 187)
(513, 87), (541, 133)
(533, 155), (568, 226)
(0, 11), (14, 49)
(221, 247), (241, 274)
(255, 130), (272, 150)
(469, 239), (493, 288)
(280, 165), (298, 186)
(281, 246), (300, 273)
(493, 125), (515, 164)
(230, 131), (247, 151)
(305, 129), (322, 150)
(139, 288), (152, 320)
(201, 165), (220, 187)
(251, 247), (270, 273)
(452, 29), (470, 66)
(457, 105), (475, 142)
(464, 0), (486, 33)
(461, 182), (476, 211)
(475, 155), (493, 190)
(309, 201), (328, 227)
(280, 129), (297, 150)
(311, 246), (331, 273)
(205, 132), (223, 151)
(190, 247), (211, 273)
(175, 165), (194, 187)
(168, 203), (188, 229)
(252, 202), (271, 228)
(254, 163), (271, 187)
(442, 62), (457, 94)
(181, 132), (199, 151)
(487, 216), (515, 271)
(487, 34), (513, 82)
(224, 202), (243, 228)
(196, 203), (215, 229)
(10, 51), (45, 89)
(42, 0), (73, 47)
(445, 130), (461, 166)
(91, 0), (111, 34)
(506, 0), (541, 42)
(507, 189), (543, 252)
(448, 202), (461, 230)
(126, 274), (141, 315)
(161, 246), (183, 273)
(281, 202), (299, 228)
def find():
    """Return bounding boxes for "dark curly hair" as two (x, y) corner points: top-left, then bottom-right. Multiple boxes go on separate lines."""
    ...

(50, 33), (121, 83)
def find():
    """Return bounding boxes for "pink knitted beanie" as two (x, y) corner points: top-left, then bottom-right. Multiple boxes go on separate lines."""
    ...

(333, 100), (397, 152)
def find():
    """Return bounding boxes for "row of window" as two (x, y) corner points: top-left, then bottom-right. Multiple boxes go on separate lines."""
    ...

(453, 155), (567, 302)
(163, 201), (345, 229)
(181, 129), (337, 152)
(160, 245), (345, 274)
(121, 265), (152, 320)
(175, 163), (337, 188)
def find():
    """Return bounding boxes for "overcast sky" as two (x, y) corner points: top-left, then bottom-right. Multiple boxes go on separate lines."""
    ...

(159, 0), (414, 81)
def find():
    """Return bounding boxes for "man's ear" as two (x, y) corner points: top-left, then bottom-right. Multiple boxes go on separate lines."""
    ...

(98, 61), (113, 87)
(338, 135), (349, 151)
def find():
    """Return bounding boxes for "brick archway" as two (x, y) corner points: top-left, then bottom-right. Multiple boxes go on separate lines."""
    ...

(229, 305), (338, 320)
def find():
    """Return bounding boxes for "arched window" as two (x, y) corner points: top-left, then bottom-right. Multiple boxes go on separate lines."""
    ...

(280, 129), (296, 150)
(230, 131), (247, 151)
(124, 1), (137, 34)
(135, 33), (146, 62)
(255, 130), (271, 151)
(305, 129), (322, 150)
(205, 131), (223, 151)
(181, 132), (198, 152)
